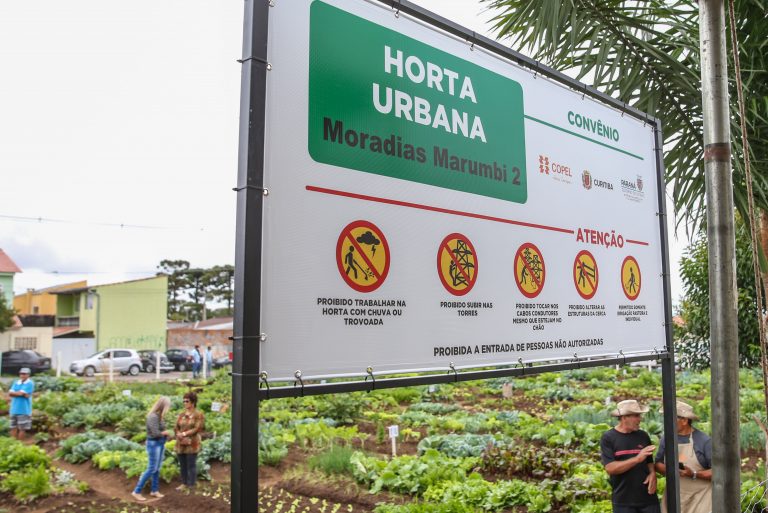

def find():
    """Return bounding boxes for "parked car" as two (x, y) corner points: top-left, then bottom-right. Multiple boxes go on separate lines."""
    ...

(137, 350), (175, 373)
(69, 349), (143, 377)
(165, 348), (196, 372)
(212, 355), (232, 369)
(1, 350), (52, 375)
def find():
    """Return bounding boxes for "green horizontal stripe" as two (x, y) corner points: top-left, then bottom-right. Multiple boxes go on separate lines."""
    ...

(524, 115), (644, 161)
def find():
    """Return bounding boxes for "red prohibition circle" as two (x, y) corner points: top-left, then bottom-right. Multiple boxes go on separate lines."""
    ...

(573, 250), (599, 300)
(514, 242), (546, 299)
(436, 233), (478, 296)
(335, 220), (390, 293)
(621, 255), (641, 301)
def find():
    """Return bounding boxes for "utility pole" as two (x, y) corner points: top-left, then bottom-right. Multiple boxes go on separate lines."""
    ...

(699, 1), (740, 511)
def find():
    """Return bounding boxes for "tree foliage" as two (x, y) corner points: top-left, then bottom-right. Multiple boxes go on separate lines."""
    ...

(0, 295), (15, 333)
(483, 0), (768, 236)
(157, 259), (191, 319)
(156, 260), (234, 321)
(677, 217), (763, 368)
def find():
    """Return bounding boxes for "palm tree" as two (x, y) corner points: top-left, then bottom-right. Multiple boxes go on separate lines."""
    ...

(482, 0), (768, 235)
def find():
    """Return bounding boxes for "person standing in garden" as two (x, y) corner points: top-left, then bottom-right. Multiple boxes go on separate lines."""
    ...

(131, 396), (172, 501)
(654, 401), (712, 513)
(7, 367), (35, 440)
(205, 345), (213, 377)
(191, 345), (202, 378)
(600, 399), (660, 513)
(174, 391), (205, 489)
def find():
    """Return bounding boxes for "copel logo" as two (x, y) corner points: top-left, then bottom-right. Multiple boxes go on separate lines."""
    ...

(539, 155), (550, 174)
(539, 155), (573, 183)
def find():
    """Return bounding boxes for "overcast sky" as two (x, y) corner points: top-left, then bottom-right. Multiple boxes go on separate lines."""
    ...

(0, 0), (685, 303)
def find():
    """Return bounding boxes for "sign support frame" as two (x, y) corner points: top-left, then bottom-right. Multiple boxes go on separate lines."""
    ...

(233, 2), (679, 512)
(232, 0), (269, 512)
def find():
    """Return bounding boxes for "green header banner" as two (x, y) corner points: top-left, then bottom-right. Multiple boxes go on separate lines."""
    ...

(308, 1), (527, 204)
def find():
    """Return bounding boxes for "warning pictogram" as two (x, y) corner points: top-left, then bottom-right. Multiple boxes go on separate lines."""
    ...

(336, 220), (390, 293)
(621, 256), (641, 301)
(573, 250), (599, 300)
(514, 243), (545, 298)
(437, 233), (478, 296)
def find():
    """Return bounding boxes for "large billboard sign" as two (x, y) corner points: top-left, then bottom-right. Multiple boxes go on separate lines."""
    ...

(259, 0), (666, 380)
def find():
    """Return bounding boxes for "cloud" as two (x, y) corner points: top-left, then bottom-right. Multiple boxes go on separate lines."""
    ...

(356, 231), (380, 246)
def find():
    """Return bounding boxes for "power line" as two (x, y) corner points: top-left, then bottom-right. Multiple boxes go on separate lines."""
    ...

(18, 269), (158, 275)
(0, 213), (205, 231)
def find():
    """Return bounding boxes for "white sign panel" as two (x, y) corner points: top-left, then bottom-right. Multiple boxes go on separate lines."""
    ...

(259, 0), (666, 380)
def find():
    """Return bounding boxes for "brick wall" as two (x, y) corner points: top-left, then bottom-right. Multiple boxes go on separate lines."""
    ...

(166, 329), (232, 358)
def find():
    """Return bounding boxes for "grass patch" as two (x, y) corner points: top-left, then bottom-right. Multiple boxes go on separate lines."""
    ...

(308, 445), (355, 476)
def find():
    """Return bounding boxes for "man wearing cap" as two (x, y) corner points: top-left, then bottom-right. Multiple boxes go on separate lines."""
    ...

(600, 399), (660, 513)
(7, 367), (35, 440)
(654, 401), (712, 513)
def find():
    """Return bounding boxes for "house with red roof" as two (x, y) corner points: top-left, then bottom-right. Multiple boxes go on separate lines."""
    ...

(0, 249), (54, 356)
(0, 249), (22, 306)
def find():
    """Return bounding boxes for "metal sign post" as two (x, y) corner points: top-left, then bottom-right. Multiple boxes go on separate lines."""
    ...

(655, 123), (680, 513)
(232, 0), (269, 512)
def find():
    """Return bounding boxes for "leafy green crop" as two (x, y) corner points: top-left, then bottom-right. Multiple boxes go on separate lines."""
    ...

(112, 449), (180, 483)
(350, 449), (479, 495)
(0, 437), (51, 473)
(375, 500), (480, 513)
(61, 400), (145, 428)
(57, 430), (108, 461)
(30, 376), (82, 393)
(417, 434), (498, 458)
(423, 473), (552, 513)
(408, 403), (461, 415)
(201, 433), (232, 463)
(0, 464), (51, 503)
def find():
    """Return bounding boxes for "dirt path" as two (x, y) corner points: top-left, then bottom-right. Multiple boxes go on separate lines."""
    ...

(7, 444), (233, 513)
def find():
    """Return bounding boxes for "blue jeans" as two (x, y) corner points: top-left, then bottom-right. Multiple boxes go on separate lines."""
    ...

(134, 438), (165, 493)
(192, 361), (201, 377)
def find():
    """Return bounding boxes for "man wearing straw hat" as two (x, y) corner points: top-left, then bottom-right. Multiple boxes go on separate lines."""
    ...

(600, 399), (660, 513)
(654, 401), (712, 513)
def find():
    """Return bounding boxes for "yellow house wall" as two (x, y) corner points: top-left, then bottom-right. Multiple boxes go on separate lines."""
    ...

(78, 293), (96, 332)
(13, 293), (31, 315)
(15, 281), (87, 315)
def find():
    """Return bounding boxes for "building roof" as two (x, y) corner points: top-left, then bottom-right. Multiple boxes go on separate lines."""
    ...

(195, 317), (233, 329)
(168, 317), (233, 331)
(51, 286), (90, 295)
(90, 275), (166, 288)
(53, 326), (81, 337)
(51, 275), (165, 295)
(0, 249), (22, 274)
(16, 281), (87, 297)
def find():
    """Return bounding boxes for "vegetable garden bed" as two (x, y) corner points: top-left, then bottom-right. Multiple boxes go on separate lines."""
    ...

(1, 367), (766, 513)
